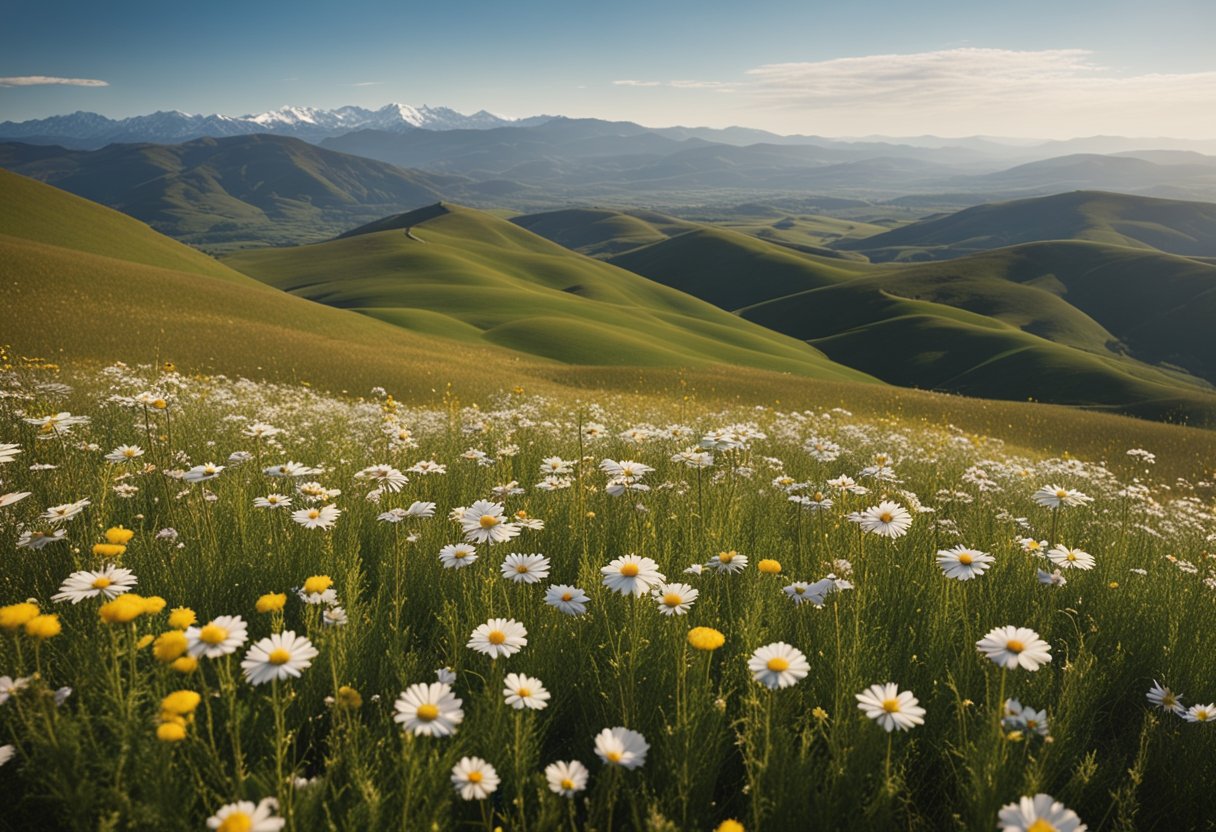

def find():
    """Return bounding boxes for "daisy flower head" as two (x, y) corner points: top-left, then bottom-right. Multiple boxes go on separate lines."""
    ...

(254, 494), (292, 510)
(594, 726), (649, 769)
(354, 464), (408, 492)
(186, 615), (249, 659)
(706, 550), (748, 574)
(545, 760), (589, 797)
(1147, 680), (1184, 715)
(52, 565), (137, 604)
(394, 682), (464, 737)
(240, 631), (318, 685)
(1032, 485), (1093, 509)
(998, 794), (1087, 832)
(467, 618), (527, 659)
(105, 445), (144, 464)
(653, 582), (698, 616)
(544, 584), (589, 615)
(601, 554), (665, 596)
(206, 797), (285, 832)
(451, 757), (499, 800)
(42, 498), (90, 524)
(976, 625), (1052, 672)
(748, 642), (810, 689)
(501, 553), (550, 584)
(460, 500), (521, 545)
(936, 546), (995, 581)
(291, 504), (341, 530)
(852, 501), (913, 538)
(1184, 703), (1216, 723)
(503, 673), (550, 710)
(183, 463), (224, 483)
(1047, 545), (1095, 571)
(439, 543), (478, 569)
(855, 683), (926, 732)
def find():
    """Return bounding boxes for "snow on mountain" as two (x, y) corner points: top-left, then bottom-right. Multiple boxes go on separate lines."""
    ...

(0, 104), (551, 147)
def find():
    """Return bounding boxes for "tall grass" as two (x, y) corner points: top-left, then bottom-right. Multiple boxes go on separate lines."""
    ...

(0, 362), (1212, 831)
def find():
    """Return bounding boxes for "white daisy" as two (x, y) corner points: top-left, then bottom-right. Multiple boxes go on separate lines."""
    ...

(545, 760), (589, 797)
(594, 726), (648, 769)
(653, 582), (698, 616)
(186, 615), (249, 659)
(503, 673), (550, 710)
(544, 584), (589, 615)
(705, 550), (748, 574)
(1047, 545), (1095, 571)
(253, 494), (292, 510)
(855, 682), (926, 732)
(1184, 703), (1216, 723)
(265, 461), (322, 478)
(1032, 486), (1092, 509)
(354, 464), (409, 492)
(451, 757), (499, 800)
(42, 498), (90, 524)
(851, 501), (913, 538)
(0, 492), (31, 508)
(1147, 680), (1184, 715)
(936, 546), (995, 581)
(467, 618), (527, 659)
(291, 504), (341, 530)
(0, 676), (30, 704)
(104, 445), (144, 464)
(206, 797), (285, 832)
(460, 500), (521, 545)
(394, 682), (464, 737)
(748, 642), (810, 689)
(501, 553), (550, 584)
(998, 794), (1087, 832)
(51, 565), (137, 603)
(976, 625), (1053, 671)
(601, 555), (665, 597)
(183, 463), (224, 483)
(241, 631), (318, 685)
(439, 543), (478, 569)
(0, 444), (21, 465)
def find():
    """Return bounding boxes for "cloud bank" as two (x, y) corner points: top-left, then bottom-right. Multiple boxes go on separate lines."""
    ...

(0, 76), (109, 88)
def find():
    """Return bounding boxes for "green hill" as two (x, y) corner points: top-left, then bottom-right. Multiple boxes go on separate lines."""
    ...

(603, 221), (1216, 423)
(0, 136), (461, 250)
(846, 190), (1216, 261)
(222, 203), (876, 382)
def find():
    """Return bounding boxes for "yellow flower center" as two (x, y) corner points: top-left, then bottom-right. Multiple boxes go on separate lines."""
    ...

(958, 553), (973, 565)
(515, 564), (530, 573)
(1006, 640), (1025, 653)
(606, 751), (623, 763)
(795, 586), (805, 594)
(560, 778), (575, 790)
(467, 771), (483, 783)
(199, 624), (228, 645)
(1162, 693), (1176, 707)
(663, 593), (683, 607)
(92, 576), (113, 589)
(1027, 821), (1058, 832)
(561, 592), (573, 602)
(718, 552), (735, 563)
(516, 687), (531, 698)
(487, 630), (506, 645)
(619, 563), (639, 577)
(267, 648), (292, 665)
(124, 448), (137, 457)
(1198, 709), (1211, 722)
(308, 509), (320, 520)
(217, 812), (253, 832)
(882, 698), (901, 713)
(766, 657), (790, 672)
(1066, 551), (1077, 561)
(879, 512), (893, 523)
(479, 514), (499, 528)
(416, 703), (439, 721)
(1056, 490), (1067, 498)
(153, 399), (167, 409)
(454, 550), (467, 559)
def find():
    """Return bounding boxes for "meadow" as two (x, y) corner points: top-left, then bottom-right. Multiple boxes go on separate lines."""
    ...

(1, 360), (1213, 831)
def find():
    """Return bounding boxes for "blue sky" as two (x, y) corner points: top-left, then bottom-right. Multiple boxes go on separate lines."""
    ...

(3, 0), (1216, 137)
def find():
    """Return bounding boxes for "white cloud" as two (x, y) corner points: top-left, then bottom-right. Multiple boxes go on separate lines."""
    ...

(349, 81), (383, 87)
(740, 48), (1216, 136)
(670, 80), (735, 93)
(613, 79), (661, 87)
(0, 76), (109, 88)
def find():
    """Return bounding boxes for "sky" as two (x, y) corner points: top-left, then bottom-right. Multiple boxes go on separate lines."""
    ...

(3, 0), (1216, 138)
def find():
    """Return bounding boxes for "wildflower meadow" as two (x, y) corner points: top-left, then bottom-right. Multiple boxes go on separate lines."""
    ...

(0, 362), (1213, 831)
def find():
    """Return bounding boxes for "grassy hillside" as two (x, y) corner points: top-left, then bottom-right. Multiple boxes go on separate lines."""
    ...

(223, 203), (876, 382)
(846, 190), (1216, 261)
(0, 136), (462, 250)
(603, 219), (1216, 423)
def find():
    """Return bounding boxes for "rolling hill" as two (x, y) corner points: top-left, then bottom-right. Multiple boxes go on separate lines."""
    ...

(0, 136), (463, 249)
(845, 190), (1216, 261)
(221, 202), (875, 382)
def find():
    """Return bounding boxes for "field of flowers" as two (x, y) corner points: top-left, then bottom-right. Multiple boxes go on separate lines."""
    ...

(0, 361), (1214, 831)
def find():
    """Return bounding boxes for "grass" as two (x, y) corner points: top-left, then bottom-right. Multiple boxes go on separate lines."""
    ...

(1, 361), (1214, 831)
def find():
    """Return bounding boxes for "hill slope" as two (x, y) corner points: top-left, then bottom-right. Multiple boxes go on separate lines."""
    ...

(846, 191), (1216, 261)
(222, 203), (875, 382)
(0, 136), (461, 249)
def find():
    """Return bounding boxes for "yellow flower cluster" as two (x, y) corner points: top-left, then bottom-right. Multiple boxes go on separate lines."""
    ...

(157, 690), (201, 742)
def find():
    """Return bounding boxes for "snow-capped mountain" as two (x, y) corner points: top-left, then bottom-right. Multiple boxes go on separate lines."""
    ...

(0, 104), (554, 147)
